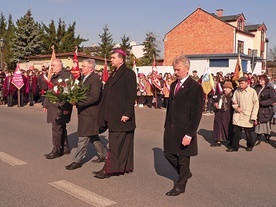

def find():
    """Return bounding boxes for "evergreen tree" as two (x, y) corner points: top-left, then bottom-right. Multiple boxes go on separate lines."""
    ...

(5, 14), (16, 69)
(120, 34), (132, 66)
(0, 12), (7, 36)
(41, 20), (58, 54)
(140, 32), (160, 66)
(42, 19), (87, 53)
(96, 25), (114, 58)
(12, 9), (44, 62)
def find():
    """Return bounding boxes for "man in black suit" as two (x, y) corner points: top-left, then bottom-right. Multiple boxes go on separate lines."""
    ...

(43, 58), (74, 159)
(93, 49), (137, 179)
(65, 59), (107, 170)
(163, 55), (204, 196)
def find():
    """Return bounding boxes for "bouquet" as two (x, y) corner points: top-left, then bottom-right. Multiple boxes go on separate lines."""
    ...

(44, 78), (88, 104)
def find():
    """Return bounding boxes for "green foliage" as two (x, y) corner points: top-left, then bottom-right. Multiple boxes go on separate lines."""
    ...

(44, 77), (88, 104)
(140, 32), (160, 66)
(12, 9), (45, 62)
(96, 25), (114, 59)
(120, 34), (132, 65)
(42, 19), (87, 53)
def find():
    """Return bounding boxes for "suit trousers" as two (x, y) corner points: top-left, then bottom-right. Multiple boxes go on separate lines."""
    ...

(232, 125), (254, 150)
(164, 153), (190, 191)
(52, 123), (68, 154)
(73, 135), (107, 163)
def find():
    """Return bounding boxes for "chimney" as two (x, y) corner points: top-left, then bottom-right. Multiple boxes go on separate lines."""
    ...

(216, 9), (223, 17)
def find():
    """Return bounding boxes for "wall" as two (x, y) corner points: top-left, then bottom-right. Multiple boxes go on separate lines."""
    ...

(164, 8), (235, 65)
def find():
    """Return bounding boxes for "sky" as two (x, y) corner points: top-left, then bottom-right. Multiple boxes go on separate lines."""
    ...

(1, 0), (276, 57)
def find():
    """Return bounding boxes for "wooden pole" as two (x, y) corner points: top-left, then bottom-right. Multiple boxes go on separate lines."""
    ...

(17, 89), (20, 107)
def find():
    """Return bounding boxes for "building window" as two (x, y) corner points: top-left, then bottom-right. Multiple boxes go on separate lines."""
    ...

(238, 41), (244, 53)
(238, 19), (243, 30)
(248, 49), (252, 56)
(261, 30), (264, 42)
(209, 59), (229, 67)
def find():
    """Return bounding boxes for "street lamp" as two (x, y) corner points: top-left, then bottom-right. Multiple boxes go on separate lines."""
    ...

(0, 38), (5, 71)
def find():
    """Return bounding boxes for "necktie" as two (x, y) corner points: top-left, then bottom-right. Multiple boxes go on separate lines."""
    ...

(174, 81), (181, 95)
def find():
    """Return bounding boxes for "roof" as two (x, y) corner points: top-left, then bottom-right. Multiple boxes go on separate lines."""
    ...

(245, 24), (265, 32)
(25, 52), (108, 61)
(164, 8), (254, 38)
(217, 14), (244, 22)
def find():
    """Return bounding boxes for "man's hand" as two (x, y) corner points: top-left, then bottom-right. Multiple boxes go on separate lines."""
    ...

(121, 115), (129, 123)
(182, 136), (191, 146)
(43, 108), (47, 112)
(236, 106), (242, 113)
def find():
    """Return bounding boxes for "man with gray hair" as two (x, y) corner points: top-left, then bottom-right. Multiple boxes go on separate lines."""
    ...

(163, 55), (204, 196)
(65, 59), (107, 170)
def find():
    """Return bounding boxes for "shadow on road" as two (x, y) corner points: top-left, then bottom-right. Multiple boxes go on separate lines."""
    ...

(152, 147), (177, 183)
(198, 128), (213, 144)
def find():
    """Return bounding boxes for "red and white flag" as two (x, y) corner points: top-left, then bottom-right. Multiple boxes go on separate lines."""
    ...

(151, 58), (162, 90)
(71, 46), (80, 80)
(102, 57), (109, 84)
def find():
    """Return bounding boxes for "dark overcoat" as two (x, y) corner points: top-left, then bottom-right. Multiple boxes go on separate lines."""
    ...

(164, 76), (204, 156)
(254, 83), (276, 123)
(44, 69), (74, 124)
(76, 72), (102, 137)
(98, 64), (136, 132)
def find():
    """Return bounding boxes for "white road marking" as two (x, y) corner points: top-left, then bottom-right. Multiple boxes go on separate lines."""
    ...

(0, 152), (27, 166)
(49, 180), (117, 207)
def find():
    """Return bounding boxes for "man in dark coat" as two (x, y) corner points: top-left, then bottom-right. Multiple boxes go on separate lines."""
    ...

(65, 59), (107, 170)
(164, 55), (204, 196)
(43, 58), (74, 159)
(93, 49), (137, 179)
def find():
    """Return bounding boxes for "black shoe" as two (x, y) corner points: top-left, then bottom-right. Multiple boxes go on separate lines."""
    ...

(45, 152), (60, 159)
(188, 172), (193, 179)
(210, 142), (221, 147)
(92, 170), (110, 179)
(165, 187), (185, 196)
(265, 136), (271, 143)
(65, 162), (82, 170)
(226, 148), (238, 152)
(91, 157), (106, 163)
(246, 147), (253, 152)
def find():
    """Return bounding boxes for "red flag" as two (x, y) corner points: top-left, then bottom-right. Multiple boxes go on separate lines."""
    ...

(47, 45), (56, 80)
(102, 58), (109, 84)
(71, 46), (80, 80)
(151, 58), (162, 90)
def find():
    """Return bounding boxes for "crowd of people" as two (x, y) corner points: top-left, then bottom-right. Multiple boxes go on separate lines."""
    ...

(1, 52), (275, 197)
(0, 65), (53, 107)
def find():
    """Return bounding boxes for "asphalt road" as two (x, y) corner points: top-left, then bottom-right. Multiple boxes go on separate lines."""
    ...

(0, 104), (275, 207)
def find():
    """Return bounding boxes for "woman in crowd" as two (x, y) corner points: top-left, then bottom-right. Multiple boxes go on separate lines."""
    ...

(254, 74), (276, 145)
(137, 73), (147, 107)
(250, 76), (258, 88)
(145, 73), (154, 108)
(163, 73), (174, 108)
(210, 81), (234, 147)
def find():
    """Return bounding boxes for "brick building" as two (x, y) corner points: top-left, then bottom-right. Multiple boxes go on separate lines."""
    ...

(164, 7), (268, 76)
